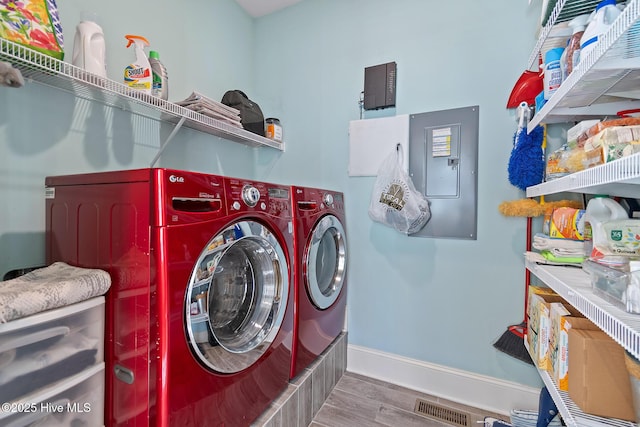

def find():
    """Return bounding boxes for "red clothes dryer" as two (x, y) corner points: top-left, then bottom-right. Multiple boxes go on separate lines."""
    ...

(45, 168), (294, 427)
(290, 186), (348, 379)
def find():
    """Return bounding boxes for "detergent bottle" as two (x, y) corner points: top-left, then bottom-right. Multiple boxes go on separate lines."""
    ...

(71, 13), (107, 77)
(583, 195), (628, 259)
(148, 51), (168, 100)
(124, 35), (152, 95)
(580, 0), (622, 63)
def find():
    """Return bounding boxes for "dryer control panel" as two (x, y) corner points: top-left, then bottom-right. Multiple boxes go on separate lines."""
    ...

(226, 178), (291, 217)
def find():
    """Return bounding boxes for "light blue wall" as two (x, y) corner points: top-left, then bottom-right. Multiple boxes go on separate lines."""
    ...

(0, 0), (551, 391)
(251, 0), (547, 387)
(0, 0), (258, 275)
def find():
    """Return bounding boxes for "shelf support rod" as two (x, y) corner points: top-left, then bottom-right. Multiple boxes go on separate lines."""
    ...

(150, 115), (187, 167)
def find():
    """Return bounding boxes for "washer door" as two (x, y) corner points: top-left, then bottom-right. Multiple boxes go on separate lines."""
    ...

(305, 214), (347, 310)
(185, 220), (289, 374)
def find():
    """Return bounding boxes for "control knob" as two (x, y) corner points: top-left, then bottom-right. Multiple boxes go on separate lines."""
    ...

(323, 193), (334, 206)
(242, 185), (260, 207)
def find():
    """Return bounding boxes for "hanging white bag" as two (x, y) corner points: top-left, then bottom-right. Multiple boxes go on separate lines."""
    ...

(368, 145), (431, 235)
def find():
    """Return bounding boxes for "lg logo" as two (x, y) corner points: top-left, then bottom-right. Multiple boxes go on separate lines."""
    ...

(169, 175), (184, 183)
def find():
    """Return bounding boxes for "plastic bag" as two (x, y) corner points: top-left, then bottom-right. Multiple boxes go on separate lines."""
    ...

(368, 146), (431, 235)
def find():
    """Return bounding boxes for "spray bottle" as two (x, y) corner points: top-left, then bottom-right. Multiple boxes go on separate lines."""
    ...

(124, 35), (152, 95)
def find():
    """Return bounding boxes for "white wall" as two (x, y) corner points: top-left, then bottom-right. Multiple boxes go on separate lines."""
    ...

(0, 0), (258, 275)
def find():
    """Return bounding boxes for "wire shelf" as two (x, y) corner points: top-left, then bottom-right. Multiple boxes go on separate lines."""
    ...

(526, 337), (636, 427)
(525, 262), (640, 427)
(526, 152), (640, 197)
(0, 37), (284, 152)
(527, 0), (640, 130)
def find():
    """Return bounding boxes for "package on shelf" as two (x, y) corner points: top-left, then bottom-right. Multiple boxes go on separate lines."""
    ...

(547, 207), (586, 241)
(527, 286), (567, 370)
(582, 125), (640, 169)
(546, 143), (588, 180)
(550, 305), (598, 391)
(568, 119), (601, 146)
(0, 0), (64, 61)
(584, 117), (640, 140)
(0, 297), (105, 404)
(568, 328), (636, 421)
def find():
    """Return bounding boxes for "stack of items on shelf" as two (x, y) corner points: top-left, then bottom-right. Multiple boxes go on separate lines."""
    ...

(546, 116), (640, 180)
(525, 203), (587, 266)
(536, 0), (630, 112)
(526, 285), (638, 423)
(0, 262), (111, 426)
(176, 91), (243, 129)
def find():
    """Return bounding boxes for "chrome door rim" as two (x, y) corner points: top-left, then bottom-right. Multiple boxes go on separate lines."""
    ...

(306, 215), (347, 310)
(185, 220), (289, 373)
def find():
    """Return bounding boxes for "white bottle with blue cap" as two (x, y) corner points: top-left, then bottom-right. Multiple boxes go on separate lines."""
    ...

(580, 0), (622, 63)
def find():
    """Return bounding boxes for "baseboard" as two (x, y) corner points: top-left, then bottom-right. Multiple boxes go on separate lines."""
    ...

(346, 344), (539, 416)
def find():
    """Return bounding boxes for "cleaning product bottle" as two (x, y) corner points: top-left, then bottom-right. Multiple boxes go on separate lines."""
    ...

(580, 0), (622, 63)
(71, 13), (107, 77)
(124, 35), (152, 95)
(560, 39), (570, 83)
(543, 47), (564, 100)
(565, 13), (590, 75)
(583, 195), (628, 259)
(148, 51), (168, 100)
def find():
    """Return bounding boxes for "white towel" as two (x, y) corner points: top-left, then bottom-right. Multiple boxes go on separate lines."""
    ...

(532, 233), (586, 257)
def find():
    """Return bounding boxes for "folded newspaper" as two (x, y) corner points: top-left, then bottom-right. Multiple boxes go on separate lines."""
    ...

(177, 91), (242, 128)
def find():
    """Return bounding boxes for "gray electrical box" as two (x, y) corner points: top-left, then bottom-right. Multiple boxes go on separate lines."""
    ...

(364, 62), (397, 110)
(408, 106), (479, 239)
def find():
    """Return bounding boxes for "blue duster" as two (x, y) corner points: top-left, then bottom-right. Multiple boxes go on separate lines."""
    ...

(508, 124), (544, 191)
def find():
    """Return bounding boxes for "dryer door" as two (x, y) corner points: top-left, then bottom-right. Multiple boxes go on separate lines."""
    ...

(305, 214), (347, 310)
(185, 220), (289, 374)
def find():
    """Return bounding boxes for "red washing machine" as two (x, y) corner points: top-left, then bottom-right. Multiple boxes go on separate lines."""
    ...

(290, 186), (348, 379)
(45, 168), (294, 427)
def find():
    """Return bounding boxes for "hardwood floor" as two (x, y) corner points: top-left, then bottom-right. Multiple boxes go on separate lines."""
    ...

(310, 372), (510, 427)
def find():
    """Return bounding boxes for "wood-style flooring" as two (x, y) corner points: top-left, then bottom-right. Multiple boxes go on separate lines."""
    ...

(310, 372), (510, 427)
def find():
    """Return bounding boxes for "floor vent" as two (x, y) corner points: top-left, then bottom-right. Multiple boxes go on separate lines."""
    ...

(413, 399), (470, 426)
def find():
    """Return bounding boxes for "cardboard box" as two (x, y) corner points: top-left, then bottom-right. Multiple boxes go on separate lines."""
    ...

(568, 328), (636, 421)
(553, 312), (598, 391)
(527, 286), (566, 370)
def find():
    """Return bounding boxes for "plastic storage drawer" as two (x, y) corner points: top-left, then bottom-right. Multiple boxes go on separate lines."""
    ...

(0, 362), (105, 426)
(0, 297), (105, 404)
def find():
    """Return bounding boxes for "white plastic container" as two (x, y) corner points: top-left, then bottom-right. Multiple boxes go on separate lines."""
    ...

(543, 47), (564, 100)
(580, 0), (622, 62)
(0, 297), (105, 403)
(584, 195), (628, 259)
(564, 13), (590, 75)
(71, 17), (106, 77)
(124, 35), (152, 95)
(148, 50), (168, 100)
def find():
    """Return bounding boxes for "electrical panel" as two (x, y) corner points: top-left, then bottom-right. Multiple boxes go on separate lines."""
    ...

(364, 62), (397, 110)
(408, 106), (479, 240)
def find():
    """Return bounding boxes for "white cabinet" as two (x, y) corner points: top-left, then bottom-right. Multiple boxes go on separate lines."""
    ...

(0, 37), (284, 161)
(521, 1), (640, 426)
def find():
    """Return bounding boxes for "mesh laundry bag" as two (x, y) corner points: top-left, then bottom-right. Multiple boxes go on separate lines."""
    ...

(368, 146), (431, 235)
